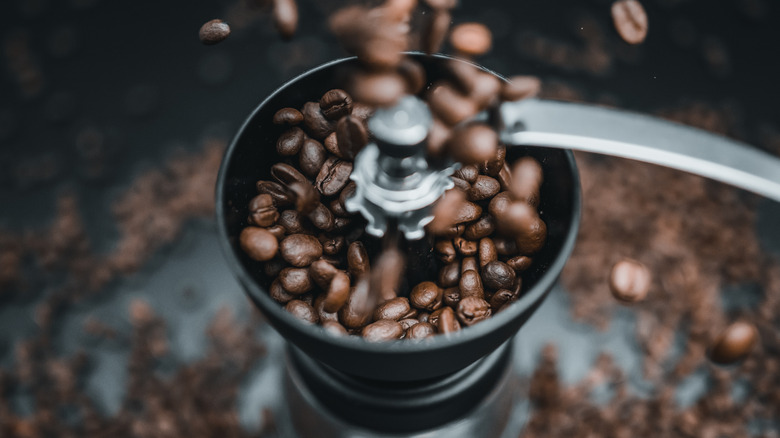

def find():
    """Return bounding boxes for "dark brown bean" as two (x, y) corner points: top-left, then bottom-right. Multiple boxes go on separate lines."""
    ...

(500, 76), (541, 102)
(427, 118), (451, 157)
(459, 269), (484, 299)
(272, 0), (298, 39)
(488, 191), (512, 218)
(452, 177), (471, 192)
(410, 281), (443, 311)
(429, 308), (445, 327)
(461, 257), (478, 274)
(423, 0), (457, 9)
(442, 287), (461, 308)
(452, 199), (482, 225)
(480, 145), (505, 177)
(264, 258), (286, 277)
(278, 210), (307, 234)
(285, 300), (318, 324)
(318, 233), (345, 256)
(438, 262), (461, 288)
(299, 138), (328, 178)
(456, 296), (492, 326)
(339, 182), (357, 210)
(401, 307), (419, 320)
(323, 271), (351, 313)
(347, 241), (370, 278)
(421, 9), (451, 54)
(307, 203), (335, 231)
(322, 320), (348, 336)
(339, 276), (376, 329)
(515, 216), (547, 255)
(329, 198), (348, 217)
(467, 70), (502, 109)
(273, 107), (304, 125)
(399, 318), (420, 331)
(271, 162), (308, 187)
(287, 182), (319, 215)
(323, 132), (341, 157)
(199, 19), (230, 45)
(418, 312), (430, 323)
(453, 237), (478, 256)
(362, 319), (404, 342)
(319, 89), (353, 121)
(313, 294), (337, 324)
(449, 22), (492, 56)
(269, 279), (296, 304)
(609, 259), (651, 303)
(336, 115), (368, 160)
(309, 259), (339, 289)
(435, 240), (457, 263)
(510, 157), (543, 207)
(370, 248), (405, 302)
(427, 82), (478, 126)
(257, 180), (294, 207)
(708, 321), (758, 364)
(407, 322), (435, 340)
(497, 162), (512, 191)
(493, 238), (518, 256)
(280, 234), (322, 267)
(611, 0), (648, 45)
(438, 307), (460, 334)
(302, 101), (335, 140)
(479, 237), (497, 268)
(373, 297), (411, 321)
(495, 201), (537, 238)
(489, 289), (515, 310)
(240, 227), (278, 261)
(463, 215), (495, 240)
(482, 261), (516, 290)
(276, 127), (305, 156)
(454, 165), (479, 184)
(316, 157), (352, 197)
(397, 57), (427, 94)
(449, 123), (498, 165)
(507, 255), (533, 272)
(248, 194), (279, 227)
(333, 216), (352, 232)
(349, 69), (406, 107)
(279, 267), (313, 294)
(266, 224), (286, 241)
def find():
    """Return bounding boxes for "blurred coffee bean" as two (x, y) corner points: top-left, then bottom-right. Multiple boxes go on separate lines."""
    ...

(349, 69), (406, 107)
(467, 175), (500, 201)
(453, 237), (478, 256)
(347, 241), (370, 278)
(449, 22), (492, 56)
(314, 293), (340, 324)
(240, 227), (278, 261)
(373, 297), (411, 321)
(510, 156), (543, 207)
(302, 101), (335, 139)
(427, 118), (451, 157)
(439, 261), (461, 288)
(276, 127), (305, 156)
(323, 271), (351, 313)
(285, 300), (318, 324)
(397, 57), (427, 94)
(478, 238), (497, 268)
(309, 259), (339, 289)
(273, 107), (304, 125)
(609, 259), (651, 303)
(709, 321), (758, 365)
(363, 319), (404, 342)
(257, 180), (294, 207)
(493, 237), (518, 256)
(427, 82), (478, 126)
(482, 261), (515, 290)
(278, 210), (308, 234)
(464, 215), (495, 240)
(370, 247), (406, 302)
(611, 0), (648, 45)
(271, 163), (308, 187)
(422, 9), (451, 54)
(339, 276), (376, 329)
(449, 123), (498, 164)
(480, 145), (505, 177)
(427, 189), (465, 234)
(280, 234), (322, 267)
(399, 318), (420, 331)
(488, 191), (511, 217)
(410, 281), (443, 311)
(307, 203), (335, 231)
(500, 76), (541, 102)
(279, 267), (313, 294)
(288, 182), (319, 215)
(437, 307), (460, 334)
(459, 270), (484, 299)
(418, 312), (430, 323)
(497, 162), (512, 191)
(270, 279), (296, 303)
(320, 89), (353, 120)
(316, 157), (352, 196)
(507, 255), (532, 272)
(273, 0), (298, 40)
(406, 322), (435, 340)
(322, 320), (349, 336)
(248, 194), (279, 227)
(423, 0), (457, 9)
(457, 296), (492, 326)
(199, 19), (231, 45)
(336, 115), (368, 159)
(495, 201), (536, 237)
(435, 240), (457, 263)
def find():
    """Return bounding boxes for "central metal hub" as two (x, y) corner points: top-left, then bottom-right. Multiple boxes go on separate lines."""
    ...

(345, 95), (458, 240)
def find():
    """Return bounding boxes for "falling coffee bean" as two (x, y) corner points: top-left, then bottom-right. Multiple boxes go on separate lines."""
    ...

(709, 321), (758, 365)
(421, 9), (451, 54)
(500, 76), (541, 102)
(288, 182), (320, 215)
(273, 0), (298, 40)
(199, 19), (231, 45)
(323, 271), (351, 313)
(611, 0), (648, 45)
(309, 260), (339, 289)
(609, 259), (651, 303)
(449, 22), (492, 56)
(449, 123), (498, 164)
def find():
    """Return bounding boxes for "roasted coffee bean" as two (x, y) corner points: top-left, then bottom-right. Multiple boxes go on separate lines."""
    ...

(309, 259), (339, 289)
(299, 138), (328, 178)
(248, 194), (279, 227)
(399, 318), (420, 331)
(449, 123), (498, 165)
(452, 177), (471, 192)
(407, 321), (435, 340)
(351, 103), (375, 122)
(319, 89), (353, 121)
(507, 255), (532, 272)
(370, 248), (405, 302)
(452, 199), (482, 224)
(452, 164), (479, 184)
(427, 82), (479, 126)
(276, 127), (305, 156)
(464, 215), (495, 240)
(609, 259), (651, 303)
(467, 70), (501, 109)
(461, 257), (478, 274)
(298, 293), (314, 306)
(280, 234), (322, 267)
(373, 297), (411, 321)
(493, 237), (518, 256)
(489, 289), (515, 310)
(397, 57), (427, 94)
(314, 294), (339, 323)
(279, 267), (313, 294)
(285, 300), (318, 324)
(418, 312), (430, 323)
(319, 234), (345, 256)
(257, 180), (294, 207)
(435, 240), (457, 263)
(339, 181), (357, 209)
(349, 69), (406, 107)
(339, 276), (375, 329)
(323, 132), (341, 157)
(269, 279), (296, 303)
(273, 107), (304, 125)
(427, 118), (451, 157)
(442, 287), (461, 308)
(264, 258), (286, 277)
(500, 76), (541, 102)
(323, 271), (350, 313)
(438, 307), (460, 334)
(428, 307), (444, 327)
(482, 261), (516, 290)
(459, 269), (484, 299)
(362, 319), (404, 342)
(271, 163), (308, 187)
(266, 224), (286, 241)
(329, 198), (349, 217)
(611, 0), (648, 45)
(511, 157), (543, 207)
(278, 210), (307, 234)
(515, 216), (547, 255)
(488, 191), (512, 218)
(497, 162), (512, 191)
(457, 296), (492, 326)
(273, 0), (298, 39)
(322, 320), (348, 336)
(449, 22), (492, 56)
(428, 189), (466, 234)
(336, 115), (368, 160)
(478, 237), (497, 268)
(316, 157), (352, 196)
(421, 9), (451, 54)
(495, 201), (536, 237)
(709, 321), (758, 364)
(240, 227), (278, 261)
(410, 281), (443, 311)
(199, 19), (230, 45)
(402, 307), (419, 320)
(480, 145), (505, 177)
(453, 237), (478, 257)
(308, 203), (335, 231)
(333, 216), (352, 232)
(287, 182), (319, 215)
(347, 241), (370, 278)
(302, 101), (335, 139)
(439, 223), (466, 239)
(438, 262), (461, 288)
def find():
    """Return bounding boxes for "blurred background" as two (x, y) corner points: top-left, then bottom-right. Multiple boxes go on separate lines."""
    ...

(1, 0), (779, 436)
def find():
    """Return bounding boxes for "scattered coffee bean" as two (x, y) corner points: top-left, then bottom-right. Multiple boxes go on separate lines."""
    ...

(273, 0), (298, 40)
(276, 127), (305, 156)
(370, 247), (405, 302)
(319, 233), (345, 256)
(482, 261), (516, 290)
(410, 281), (443, 311)
(500, 76), (541, 102)
(461, 257), (478, 274)
(319, 89), (353, 120)
(288, 182), (319, 215)
(316, 157), (352, 196)
(510, 157), (543, 207)
(285, 300), (318, 324)
(373, 297), (411, 321)
(271, 163), (308, 187)
(611, 0), (648, 45)
(422, 9), (451, 54)
(349, 69), (407, 107)
(397, 57), (427, 94)
(480, 145), (505, 177)
(495, 201), (536, 237)
(449, 22), (492, 56)
(347, 241), (370, 278)
(449, 123), (498, 164)
(336, 115), (368, 160)
(279, 267), (313, 294)
(339, 276), (375, 329)
(280, 234), (322, 267)
(240, 227), (278, 261)
(314, 294), (340, 323)
(454, 164), (479, 184)
(427, 82), (479, 126)
(248, 194), (279, 227)
(452, 176), (471, 192)
(456, 296), (492, 326)
(199, 19), (230, 45)
(609, 259), (651, 303)
(273, 107), (304, 125)
(467, 175), (500, 201)
(709, 321), (758, 365)
(362, 319), (404, 342)
(515, 215), (547, 255)
(278, 209), (307, 234)
(442, 287), (461, 308)
(307, 203), (335, 231)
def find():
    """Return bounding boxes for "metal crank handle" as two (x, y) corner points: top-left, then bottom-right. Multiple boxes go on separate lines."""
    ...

(497, 99), (780, 202)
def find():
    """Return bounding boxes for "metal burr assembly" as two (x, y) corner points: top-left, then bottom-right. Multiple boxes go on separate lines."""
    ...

(345, 95), (459, 240)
